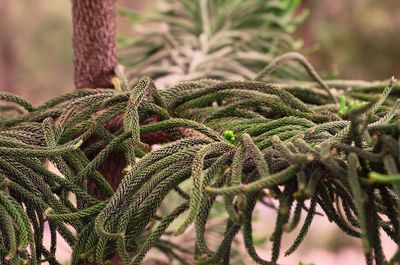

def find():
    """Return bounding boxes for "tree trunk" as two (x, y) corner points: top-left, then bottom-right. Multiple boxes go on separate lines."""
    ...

(71, 3), (124, 263)
(71, 0), (124, 198)
(72, 0), (117, 88)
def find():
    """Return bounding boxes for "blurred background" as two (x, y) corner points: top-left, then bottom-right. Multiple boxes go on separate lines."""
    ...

(0, 1), (399, 264)
(0, 0), (150, 104)
(1, 0), (400, 104)
(297, 0), (400, 80)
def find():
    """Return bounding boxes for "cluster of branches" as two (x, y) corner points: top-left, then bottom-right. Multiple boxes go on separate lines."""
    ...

(0, 53), (399, 265)
(118, 0), (308, 88)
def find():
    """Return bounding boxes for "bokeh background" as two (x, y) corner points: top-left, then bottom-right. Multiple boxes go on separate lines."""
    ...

(0, 1), (399, 264)
(1, 0), (400, 105)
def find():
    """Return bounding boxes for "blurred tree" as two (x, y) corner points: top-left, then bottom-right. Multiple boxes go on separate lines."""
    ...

(0, 1), (73, 104)
(0, 1), (16, 92)
(118, 0), (307, 88)
(298, 0), (400, 80)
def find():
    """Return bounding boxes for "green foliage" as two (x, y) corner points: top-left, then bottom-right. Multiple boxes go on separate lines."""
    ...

(118, 0), (308, 87)
(0, 52), (399, 264)
(223, 130), (235, 143)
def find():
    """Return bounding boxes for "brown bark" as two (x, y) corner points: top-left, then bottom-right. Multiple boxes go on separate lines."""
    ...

(72, 0), (117, 88)
(71, 0), (123, 197)
(71, 2), (123, 263)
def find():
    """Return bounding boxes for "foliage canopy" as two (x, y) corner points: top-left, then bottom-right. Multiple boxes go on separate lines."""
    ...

(0, 53), (399, 264)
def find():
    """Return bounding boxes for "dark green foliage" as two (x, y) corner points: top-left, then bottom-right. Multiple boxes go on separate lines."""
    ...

(0, 53), (399, 265)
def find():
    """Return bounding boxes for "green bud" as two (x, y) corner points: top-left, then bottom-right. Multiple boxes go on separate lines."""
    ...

(223, 130), (235, 143)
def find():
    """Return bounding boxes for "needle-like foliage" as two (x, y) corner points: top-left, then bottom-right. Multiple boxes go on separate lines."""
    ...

(0, 52), (399, 264)
(118, 0), (308, 88)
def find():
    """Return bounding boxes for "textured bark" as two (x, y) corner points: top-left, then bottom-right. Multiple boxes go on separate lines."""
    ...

(71, 0), (123, 199)
(71, 2), (122, 263)
(71, 0), (122, 198)
(72, 0), (117, 88)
